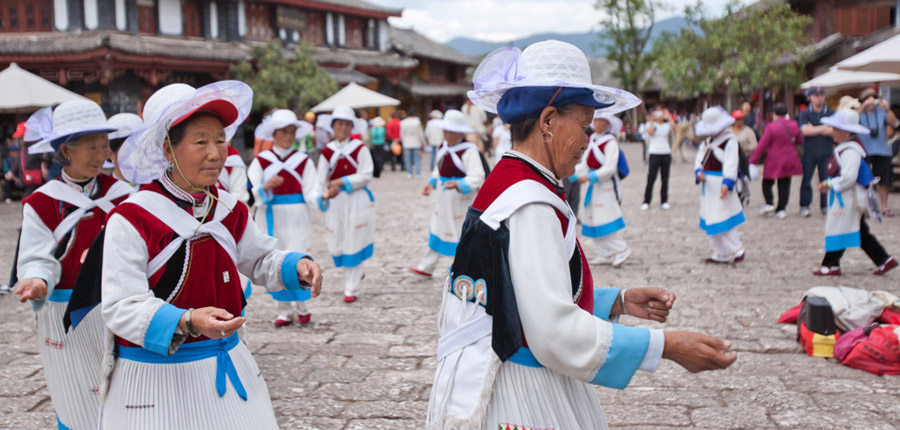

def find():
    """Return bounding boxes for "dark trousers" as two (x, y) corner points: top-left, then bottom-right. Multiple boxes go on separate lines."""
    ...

(800, 151), (830, 209)
(762, 177), (792, 211)
(562, 177), (581, 218)
(822, 218), (890, 267)
(644, 154), (671, 204)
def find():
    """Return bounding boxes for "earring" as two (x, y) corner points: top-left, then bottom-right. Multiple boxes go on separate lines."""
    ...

(542, 131), (554, 143)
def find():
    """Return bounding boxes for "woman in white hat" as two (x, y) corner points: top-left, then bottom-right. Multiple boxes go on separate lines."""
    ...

(14, 100), (133, 430)
(96, 81), (323, 429)
(425, 109), (445, 171)
(694, 106), (747, 264)
(107, 112), (144, 190)
(427, 41), (735, 430)
(573, 111), (631, 267)
(814, 109), (897, 276)
(216, 137), (250, 205)
(248, 109), (319, 326)
(316, 105), (375, 302)
(409, 109), (487, 278)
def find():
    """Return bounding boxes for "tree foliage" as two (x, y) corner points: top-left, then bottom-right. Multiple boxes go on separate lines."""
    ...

(652, 0), (812, 99)
(229, 41), (339, 113)
(595, 0), (661, 98)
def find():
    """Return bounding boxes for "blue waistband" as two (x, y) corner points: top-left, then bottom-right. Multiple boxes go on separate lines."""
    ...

(703, 170), (723, 176)
(508, 347), (543, 368)
(118, 334), (248, 401)
(48, 289), (72, 302)
(270, 193), (305, 205)
(439, 176), (464, 183)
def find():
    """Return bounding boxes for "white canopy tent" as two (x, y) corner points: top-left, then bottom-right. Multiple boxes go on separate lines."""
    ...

(0, 63), (88, 114)
(310, 82), (400, 113)
(835, 33), (900, 74)
(801, 67), (900, 93)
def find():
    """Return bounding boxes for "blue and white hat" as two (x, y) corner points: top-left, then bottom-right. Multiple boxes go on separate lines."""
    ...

(25, 100), (116, 154)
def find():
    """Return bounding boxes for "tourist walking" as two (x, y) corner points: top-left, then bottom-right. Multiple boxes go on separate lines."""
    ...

(749, 103), (803, 219)
(857, 88), (899, 217)
(798, 87), (834, 217)
(400, 110), (426, 177)
(642, 108), (674, 210)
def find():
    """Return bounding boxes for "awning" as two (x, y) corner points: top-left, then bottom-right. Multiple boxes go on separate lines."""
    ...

(801, 67), (900, 93)
(0, 63), (87, 113)
(311, 82), (400, 113)
(835, 33), (900, 74)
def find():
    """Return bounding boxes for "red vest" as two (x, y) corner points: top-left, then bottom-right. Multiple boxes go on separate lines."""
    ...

(472, 158), (594, 347)
(23, 174), (128, 291)
(701, 139), (730, 172)
(110, 182), (249, 346)
(586, 141), (610, 170)
(828, 139), (866, 178)
(320, 144), (364, 181)
(438, 147), (470, 178)
(255, 150), (309, 195)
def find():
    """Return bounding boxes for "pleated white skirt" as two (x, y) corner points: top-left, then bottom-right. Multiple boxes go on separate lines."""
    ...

(102, 341), (279, 430)
(38, 300), (105, 430)
(483, 362), (609, 430)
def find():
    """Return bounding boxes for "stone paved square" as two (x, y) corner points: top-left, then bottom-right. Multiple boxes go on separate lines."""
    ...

(0, 143), (898, 429)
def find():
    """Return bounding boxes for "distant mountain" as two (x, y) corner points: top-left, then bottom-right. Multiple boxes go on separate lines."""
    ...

(445, 16), (698, 57)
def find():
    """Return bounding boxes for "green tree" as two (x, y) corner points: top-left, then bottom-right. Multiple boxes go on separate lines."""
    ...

(229, 41), (339, 113)
(595, 0), (661, 115)
(652, 0), (812, 101)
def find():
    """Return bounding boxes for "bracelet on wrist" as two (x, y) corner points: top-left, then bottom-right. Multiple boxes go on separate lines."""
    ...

(619, 288), (628, 316)
(185, 308), (201, 338)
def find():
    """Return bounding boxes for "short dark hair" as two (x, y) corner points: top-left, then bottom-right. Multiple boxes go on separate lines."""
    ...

(110, 137), (127, 153)
(774, 103), (788, 116)
(509, 104), (578, 142)
(167, 111), (223, 148)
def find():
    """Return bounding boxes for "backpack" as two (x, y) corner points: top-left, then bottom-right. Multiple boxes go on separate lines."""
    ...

(616, 151), (629, 179)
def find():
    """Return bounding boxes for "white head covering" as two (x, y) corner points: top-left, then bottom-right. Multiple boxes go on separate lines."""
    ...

(695, 106), (735, 137)
(467, 40), (641, 116)
(438, 109), (475, 133)
(370, 117), (386, 127)
(429, 110), (443, 119)
(107, 113), (144, 141)
(118, 80), (252, 184)
(254, 109), (313, 141)
(821, 109), (870, 135)
(331, 106), (356, 123)
(25, 100), (116, 154)
(593, 111), (622, 136)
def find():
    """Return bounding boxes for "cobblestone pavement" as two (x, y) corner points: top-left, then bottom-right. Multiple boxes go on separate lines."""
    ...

(0, 143), (899, 429)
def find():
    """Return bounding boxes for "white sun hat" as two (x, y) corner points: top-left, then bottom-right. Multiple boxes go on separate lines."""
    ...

(370, 116), (386, 127)
(118, 80), (252, 184)
(25, 100), (117, 154)
(593, 111), (623, 136)
(821, 109), (870, 135)
(467, 40), (641, 117)
(107, 112), (144, 140)
(437, 109), (474, 133)
(330, 105), (356, 123)
(694, 106), (735, 137)
(254, 109), (313, 141)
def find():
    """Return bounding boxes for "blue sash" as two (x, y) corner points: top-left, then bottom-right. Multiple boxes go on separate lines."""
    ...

(266, 193), (305, 236)
(48, 289), (73, 302)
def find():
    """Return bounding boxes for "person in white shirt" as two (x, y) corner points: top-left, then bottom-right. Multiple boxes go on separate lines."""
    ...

(424, 110), (444, 172)
(642, 108), (674, 210)
(400, 112), (427, 178)
(491, 119), (512, 165)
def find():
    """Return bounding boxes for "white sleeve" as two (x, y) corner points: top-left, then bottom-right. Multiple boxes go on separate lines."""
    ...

(594, 140), (619, 182)
(460, 149), (486, 193)
(300, 158), (319, 206)
(340, 146), (374, 191)
(832, 150), (861, 193)
(17, 204), (62, 303)
(694, 141), (707, 173)
(234, 212), (308, 293)
(312, 155), (330, 212)
(228, 164), (250, 205)
(722, 138), (739, 181)
(247, 158), (267, 207)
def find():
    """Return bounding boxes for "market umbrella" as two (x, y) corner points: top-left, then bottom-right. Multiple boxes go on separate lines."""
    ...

(0, 63), (88, 114)
(835, 33), (900, 74)
(310, 82), (400, 113)
(801, 67), (900, 93)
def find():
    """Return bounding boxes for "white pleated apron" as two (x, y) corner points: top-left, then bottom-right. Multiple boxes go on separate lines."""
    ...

(322, 142), (375, 267)
(698, 172), (745, 236)
(824, 145), (866, 252)
(429, 184), (476, 256)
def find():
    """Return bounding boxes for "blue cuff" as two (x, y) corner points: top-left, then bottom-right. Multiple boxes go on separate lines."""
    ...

(280, 252), (311, 291)
(341, 177), (353, 192)
(567, 174), (578, 182)
(427, 177), (438, 188)
(722, 178), (735, 190)
(592, 288), (620, 321)
(144, 304), (186, 356)
(255, 185), (274, 204)
(457, 179), (472, 195)
(590, 324), (650, 389)
(694, 168), (703, 182)
(316, 194), (329, 212)
(587, 170), (599, 184)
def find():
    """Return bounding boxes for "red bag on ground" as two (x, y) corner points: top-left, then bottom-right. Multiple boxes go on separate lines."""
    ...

(878, 308), (900, 325)
(839, 324), (900, 375)
(778, 303), (803, 324)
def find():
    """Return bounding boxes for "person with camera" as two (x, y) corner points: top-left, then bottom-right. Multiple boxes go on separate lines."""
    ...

(856, 88), (900, 217)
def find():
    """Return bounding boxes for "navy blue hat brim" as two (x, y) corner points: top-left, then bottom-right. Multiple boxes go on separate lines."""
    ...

(497, 86), (613, 124)
(50, 128), (117, 151)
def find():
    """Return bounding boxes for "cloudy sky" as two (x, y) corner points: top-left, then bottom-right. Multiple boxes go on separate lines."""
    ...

(368, 0), (754, 43)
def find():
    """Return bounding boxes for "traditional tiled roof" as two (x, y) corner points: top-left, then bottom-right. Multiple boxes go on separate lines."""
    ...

(389, 27), (477, 65)
(271, 0), (402, 18)
(310, 45), (418, 70)
(321, 66), (377, 85)
(400, 80), (470, 97)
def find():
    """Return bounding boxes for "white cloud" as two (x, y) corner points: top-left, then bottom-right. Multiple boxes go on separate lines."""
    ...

(371, 0), (756, 43)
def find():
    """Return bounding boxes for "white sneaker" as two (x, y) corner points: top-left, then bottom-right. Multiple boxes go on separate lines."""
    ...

(759, 204), (775, 215)
(661, 203), (671, 210)
(800, 207), (811, 217)
(775, 210), (787, 219)
(589, 255), (614, 265)
(640, 203), (649, 211)
(612, 248), (632, 267)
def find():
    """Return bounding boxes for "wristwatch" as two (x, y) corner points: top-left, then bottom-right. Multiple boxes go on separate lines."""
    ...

(184, 308), (201, 338)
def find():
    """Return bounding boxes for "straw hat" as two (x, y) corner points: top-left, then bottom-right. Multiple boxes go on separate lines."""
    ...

(468, 40), (641, 117)
(429, 110), (443, 119)
(695, 106), (735, 137)
(437, 109), (474, 133)
(838, 95), (861, 111)
(593, 111), (622, 136)
(107, 113), (144, 141)
(821, 109), (870, 135)
(118, 80), (252, 184)
(25, 100), (116, 154)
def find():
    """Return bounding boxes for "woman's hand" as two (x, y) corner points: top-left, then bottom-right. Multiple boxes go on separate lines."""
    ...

(578, 175), (589, 184)
(720, 185), (728, 200)
(322, 185), (340, 200)
(444, 181), (458, 190)
(696, 171), (706, 183)
(622, 287), (675, 323)
(422, 184), (434, 196)
(179, 307), (245, 339)
(14, 278), (47, 303)
(263, 176), (284, 191)
(296, 258), (323, 298)
(663, 331), (737, 373)
(817, 181), (830, 194)
(328, 179), (344, 189)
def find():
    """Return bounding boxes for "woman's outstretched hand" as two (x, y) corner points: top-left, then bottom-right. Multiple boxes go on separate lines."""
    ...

(622, 287), (675, 323)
